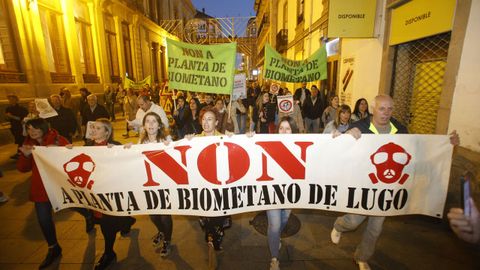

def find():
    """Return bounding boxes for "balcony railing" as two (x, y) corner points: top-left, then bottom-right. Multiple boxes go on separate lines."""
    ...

(50, 73), (75, 84)
(110, 75), (122, 84)
(0, 72), (27, 83)
(276, 29), (288, 54)
(83, 74), (100, 84)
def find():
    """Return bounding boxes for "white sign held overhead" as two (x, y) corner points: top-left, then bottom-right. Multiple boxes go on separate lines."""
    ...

(35, 99), (58, 119)
(277, 95), (294, 114)
(232, 73), (247, 101)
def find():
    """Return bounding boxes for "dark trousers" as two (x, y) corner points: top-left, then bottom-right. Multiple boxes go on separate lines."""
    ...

(100, 215), (135, 255)
(35, 202), (57, 246)
(150, 215), (173, 241)
(35, 202), (92, 247)
(203, 216), (231, 250)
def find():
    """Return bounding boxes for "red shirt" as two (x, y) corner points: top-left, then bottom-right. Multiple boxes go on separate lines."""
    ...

(17, 129), (69, 202)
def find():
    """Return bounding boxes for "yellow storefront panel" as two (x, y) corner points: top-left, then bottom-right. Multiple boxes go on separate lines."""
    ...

(390, 0), (456, 45)
(328, 0), (377, 38)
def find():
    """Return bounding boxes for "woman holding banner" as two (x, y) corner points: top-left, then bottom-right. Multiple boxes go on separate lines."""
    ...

(186, 106), (232, 269)
(17, 118), (94, 269)
(247, 116), (299, 270)
(138, 112), (174, 257)
(80, 118), (136, 270)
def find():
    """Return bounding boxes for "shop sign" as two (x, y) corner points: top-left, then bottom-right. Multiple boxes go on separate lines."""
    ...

(390, 0), (456, 45)
(328, 0), (377, 37)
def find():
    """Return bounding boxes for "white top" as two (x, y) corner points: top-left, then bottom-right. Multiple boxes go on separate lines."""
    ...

(130, 103), (169, 132)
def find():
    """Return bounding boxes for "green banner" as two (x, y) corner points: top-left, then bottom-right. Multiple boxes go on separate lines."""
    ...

(264, 44), (327, 82)
(124, 75), (152, 89)
(166, 38), (237, 95)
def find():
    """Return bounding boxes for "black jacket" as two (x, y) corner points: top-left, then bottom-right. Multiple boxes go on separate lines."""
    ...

(302, 96), (324, 120)
(47, 106), (77, 142)
(81, 104), (109, 125)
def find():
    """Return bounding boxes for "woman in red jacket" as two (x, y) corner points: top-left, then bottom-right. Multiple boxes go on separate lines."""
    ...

(17, 118), (93, 269)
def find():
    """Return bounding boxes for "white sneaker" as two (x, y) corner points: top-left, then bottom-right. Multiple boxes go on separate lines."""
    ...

(330, 227), (342, 244)
(357, 261), (371, 270)
(270, 258), (280, 270)
(160, 241), (171, 257)
(152, 232), (164, 247)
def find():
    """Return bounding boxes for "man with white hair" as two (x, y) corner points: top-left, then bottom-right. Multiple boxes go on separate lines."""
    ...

(330, 95), (408, 270)
(129, 95), (169, 132)
(80, 94), (109, 136)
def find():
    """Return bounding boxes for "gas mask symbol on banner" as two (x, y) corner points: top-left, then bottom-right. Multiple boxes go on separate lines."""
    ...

(368, 142), (411, 185)
(63, 153), (96, 190)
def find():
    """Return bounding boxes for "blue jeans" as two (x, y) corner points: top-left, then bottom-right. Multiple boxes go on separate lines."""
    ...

(236, 114), (246, 134)
(267, 209), (291, 258)
(35, 202), (57, 246)
(304, 117), (320, 133)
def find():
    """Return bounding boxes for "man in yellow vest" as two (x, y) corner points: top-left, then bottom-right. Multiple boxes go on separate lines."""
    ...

(330, 94), (458, 270)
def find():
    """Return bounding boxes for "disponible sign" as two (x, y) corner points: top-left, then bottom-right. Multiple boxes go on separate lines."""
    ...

(328, 0), (377, 37)
(390, 0), (456, 45)
(33, 134), (453, 218)
(166, 38), (237, 94)
(264, 44), (327, 83)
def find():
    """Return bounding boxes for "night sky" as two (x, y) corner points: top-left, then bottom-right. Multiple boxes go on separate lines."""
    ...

(191, 0), (256, 18)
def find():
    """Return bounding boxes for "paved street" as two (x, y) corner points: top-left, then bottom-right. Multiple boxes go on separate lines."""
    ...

(0, 116), (478, 270)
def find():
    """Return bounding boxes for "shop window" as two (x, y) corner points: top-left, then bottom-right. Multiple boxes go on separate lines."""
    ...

(0, 0), (25, 83)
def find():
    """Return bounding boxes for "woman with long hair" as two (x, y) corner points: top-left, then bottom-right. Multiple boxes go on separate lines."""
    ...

(255, 91), (277, 134)
(183, 97), (202, 135)
(186, 106), (232, 269)
(323, 104), (352, 134)
(351, 98), (370, 122)
(321, 95), (339, 127)
(139, 112), (174, 257)
(248, 116), (299, 270)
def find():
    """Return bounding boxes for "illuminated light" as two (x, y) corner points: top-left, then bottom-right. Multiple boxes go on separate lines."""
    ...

(326, 38), (339, 56)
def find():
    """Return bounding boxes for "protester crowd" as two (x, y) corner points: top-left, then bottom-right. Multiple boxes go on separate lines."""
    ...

(1, 80), (468, 270)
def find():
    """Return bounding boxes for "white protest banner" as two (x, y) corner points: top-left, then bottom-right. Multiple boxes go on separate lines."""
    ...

(35, 99), (58, 118)
(277, 95), (294, 114)
(232, 73), (247, 101)
(33, 134), (453, 218)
